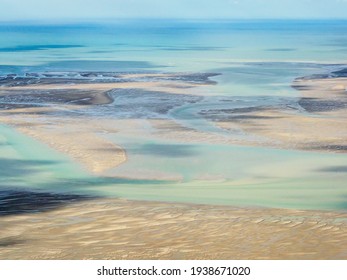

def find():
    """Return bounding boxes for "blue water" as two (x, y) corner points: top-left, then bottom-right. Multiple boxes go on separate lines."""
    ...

(1, 20), (346, 98)
(1, 20), (347, 210)
(1, 20), (347, 67)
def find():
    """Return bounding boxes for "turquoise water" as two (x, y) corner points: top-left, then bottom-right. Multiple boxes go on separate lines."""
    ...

(0, 124), (92, 189)
(1, 20), (347, 210)
(1, 123), (346, 210)
(1, 125), (346, 210)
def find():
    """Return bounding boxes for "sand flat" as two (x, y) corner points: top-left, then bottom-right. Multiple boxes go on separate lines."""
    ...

(1, 70), (347, 260)
(0, 198), (346, 260)
(0, 113), (126, 175)
(215, 77), (347, 152)
(0, 71), (216, 175)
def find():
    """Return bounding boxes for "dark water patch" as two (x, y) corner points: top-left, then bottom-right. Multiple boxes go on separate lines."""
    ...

(294, 67), (347, 81)
(0, 70), (219, 86)
(0, 155), (173, 188)
(0, 189), (92, 216)
(0, 89), (112, 109)
(332, 68), (347, 78)
(0, 103), (44, 110)
(0, 71), (219, 93)
(223, 115), (278, 121)
(0, 45), (84, 52)
(308, 145), (347, 152)
(0, 76), (37, 87)
(292, 84), (311, 91)
(299, 97), (347, 112)
(0, 71), (217, 117)
(298, 74), (332, 80)
(0, 237), (26, 247)
(0, 74), (131, 87)
(0, 158), (58, 178)
(96, 88), (203, 118)
(165, 73), (219, 85)
(0, 159), (112, 212)
(317, 166), (347, 173)
(163, 84), (194, 89)
(200, 114), (278, 122)
(217, 107), (269, 114)
(198, 107), (276, 122)
(129, 143), (198, 158)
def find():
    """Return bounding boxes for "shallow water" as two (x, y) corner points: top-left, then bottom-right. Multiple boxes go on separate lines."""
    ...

(0, 124), (91, 188)
(1, 119), (347, 210)
(1, 20), (347, 211)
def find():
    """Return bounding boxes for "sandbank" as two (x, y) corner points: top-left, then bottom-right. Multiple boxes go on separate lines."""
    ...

(0, 195), (346, 260)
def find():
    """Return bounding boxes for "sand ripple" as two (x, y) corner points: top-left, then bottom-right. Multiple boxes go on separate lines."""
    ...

(1, 198), (346, 260)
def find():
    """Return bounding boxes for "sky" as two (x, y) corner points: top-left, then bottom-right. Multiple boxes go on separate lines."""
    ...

(1, 0), (347, 22)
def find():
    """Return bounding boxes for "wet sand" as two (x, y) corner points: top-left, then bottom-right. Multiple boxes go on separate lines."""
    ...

(0, 195), (346, 260)
(215, 72), (347, 153)
(2, 69), (346, 177)
(1, 69), (347, 259)
(0, 72), (215, 175)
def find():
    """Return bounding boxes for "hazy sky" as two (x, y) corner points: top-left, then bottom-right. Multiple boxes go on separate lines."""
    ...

(1, 0), (347, 21)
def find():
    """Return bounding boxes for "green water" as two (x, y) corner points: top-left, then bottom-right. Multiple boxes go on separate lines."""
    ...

(0, 124), (91, 191)
(1, 124), (347, 211)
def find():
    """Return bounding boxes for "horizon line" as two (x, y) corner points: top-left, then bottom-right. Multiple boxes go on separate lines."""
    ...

(1, 17), (347, 25)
